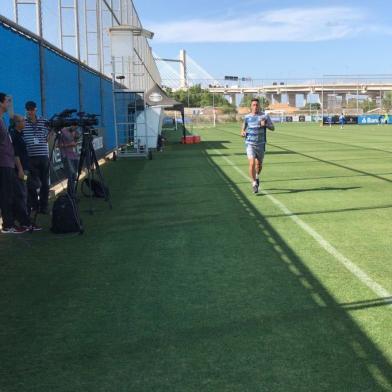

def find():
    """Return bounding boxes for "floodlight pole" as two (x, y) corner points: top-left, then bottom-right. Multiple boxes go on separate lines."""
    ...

(356, 81), (359, 115)
(321, 77), (324, 120)
(212, 92), (216, 127)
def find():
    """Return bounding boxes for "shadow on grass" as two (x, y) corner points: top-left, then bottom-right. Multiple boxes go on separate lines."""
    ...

(340, 297), (392, 311)
(196, 143), (392, 391)
(0, 141), (391, 392)
(269, 143), (392, 185)
(258, 185), (361, 195)
(277, 131), (392, 156)
(263, 171), (392, 184)
(264, 203), (392, 219)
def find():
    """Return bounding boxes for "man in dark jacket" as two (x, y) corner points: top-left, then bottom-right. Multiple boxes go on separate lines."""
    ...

(0, 93), (26, 234)
(10, 114), (41, 231)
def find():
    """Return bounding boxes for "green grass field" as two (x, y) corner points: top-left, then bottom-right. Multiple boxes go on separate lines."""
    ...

(1, 122), (391, 391)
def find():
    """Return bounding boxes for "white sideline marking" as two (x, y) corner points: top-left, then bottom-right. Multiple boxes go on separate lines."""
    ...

(213, 149), (392, 303)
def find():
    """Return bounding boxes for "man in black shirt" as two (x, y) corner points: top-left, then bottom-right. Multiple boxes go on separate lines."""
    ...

(0, 93), (27, 234)
(10, 115), (41, 230)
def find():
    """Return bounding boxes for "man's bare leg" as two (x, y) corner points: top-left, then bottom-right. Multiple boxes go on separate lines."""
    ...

(249, 158), (259, 193)
(248, 158), (256, 182)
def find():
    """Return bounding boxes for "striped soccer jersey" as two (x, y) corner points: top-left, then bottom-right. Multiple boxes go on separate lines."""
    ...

(243, 113), (272, 146)
(22, 116), (49, 157)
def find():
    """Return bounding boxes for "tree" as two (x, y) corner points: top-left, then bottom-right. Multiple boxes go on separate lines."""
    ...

(303, 102), (321, 110)
(163, 84), (236, 112)
(239, 95), (269, 109)
(382, 91), (392, 112)
(361, 99), (376, 113)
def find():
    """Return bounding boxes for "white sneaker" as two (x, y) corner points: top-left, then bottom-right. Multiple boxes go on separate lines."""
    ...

(1, 226), (27, 234)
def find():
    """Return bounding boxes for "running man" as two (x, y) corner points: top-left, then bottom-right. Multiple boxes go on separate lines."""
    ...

(241, 98), (274, 194)
(339, 113), (346, 129)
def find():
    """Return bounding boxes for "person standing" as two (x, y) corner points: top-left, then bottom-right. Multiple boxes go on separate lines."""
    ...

(22, 101), (50, 215)
(327, 114), (332, 128)
(241, 98), (275, 194)
(339, 113), (346, 129)
(10, 114), (42, 231)
(0, 93), (26, 234)
(59, 124), (80, 196)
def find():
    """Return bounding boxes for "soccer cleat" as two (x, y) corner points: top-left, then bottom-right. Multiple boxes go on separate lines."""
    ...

(1, 226), (27, 234)
(252, 183), (259, 194)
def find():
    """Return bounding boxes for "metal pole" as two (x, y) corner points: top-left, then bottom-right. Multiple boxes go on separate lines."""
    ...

(321, 77), (324, 120)
(120, 0), (127, 24)
(111, 58), (119, 152)
(83, 0), (89, 65)
(356, 81), (359, 115)
(59, 0), (64, 50)
(36, 0), (42, 37)
(13, 0), (18, 24)
(213, 92), (216, 127)
(74, 0), (81, 61)
(39, 39), (46, 116)
(96, 0), (103, 74)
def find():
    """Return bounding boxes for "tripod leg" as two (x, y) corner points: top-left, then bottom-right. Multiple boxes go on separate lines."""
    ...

(89, 139), (112, 209)
(75, 139), (87, 193)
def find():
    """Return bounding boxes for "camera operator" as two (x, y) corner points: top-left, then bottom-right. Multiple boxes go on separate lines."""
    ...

(23, 101), (50, 215)
(0, 93), (26, 234)
(10, 114), (41, 231)
(58, 123), (80, 196)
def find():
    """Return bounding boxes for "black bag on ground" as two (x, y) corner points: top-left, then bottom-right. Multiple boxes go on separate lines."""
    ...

(51, 194), (82, 234)
(82, 178), (109, 198)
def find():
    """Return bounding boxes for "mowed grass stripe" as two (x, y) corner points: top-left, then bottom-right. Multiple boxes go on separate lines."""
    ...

(1, 125), (392, 391)
(212, 147), (392, 303)
(203, 124), (392, 292)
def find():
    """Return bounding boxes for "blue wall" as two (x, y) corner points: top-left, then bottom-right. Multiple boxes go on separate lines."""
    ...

(0, 23), (41, 116)
(44, 48), (80, 117)
(80, 68), (101, 115)
(0, 21), (117, 153)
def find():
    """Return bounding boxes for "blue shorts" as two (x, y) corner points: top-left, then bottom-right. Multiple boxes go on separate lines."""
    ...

(246, 144), (265, 161)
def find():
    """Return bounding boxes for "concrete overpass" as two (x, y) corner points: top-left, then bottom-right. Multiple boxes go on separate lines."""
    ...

(208, 82), (392, 108)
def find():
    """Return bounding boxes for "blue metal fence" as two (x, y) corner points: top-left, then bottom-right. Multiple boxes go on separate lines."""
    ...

(0, 19), (116, 157)
(0, 23), (41, 116)
(44, 48), (80, 117)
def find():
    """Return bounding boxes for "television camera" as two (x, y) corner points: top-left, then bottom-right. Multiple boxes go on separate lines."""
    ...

(48, 109), (99, 134)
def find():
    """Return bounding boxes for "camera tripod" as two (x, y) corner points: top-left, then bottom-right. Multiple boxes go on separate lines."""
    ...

(45, 128), (83, 233)
(75, 127), (112, 214)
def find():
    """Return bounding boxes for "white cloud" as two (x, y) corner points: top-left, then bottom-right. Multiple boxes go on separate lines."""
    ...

(149, 7), (381, 43)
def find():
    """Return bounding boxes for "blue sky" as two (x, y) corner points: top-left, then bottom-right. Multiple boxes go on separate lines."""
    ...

(134, 0), (392, 80)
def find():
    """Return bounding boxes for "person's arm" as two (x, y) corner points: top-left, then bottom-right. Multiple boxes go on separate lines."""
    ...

(0, 120), (6, 143)
(12, 135), (25, 179)
(15, 156), (25, 180)
(262, 115), (275, 131)
(241, 118), (247, 137)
